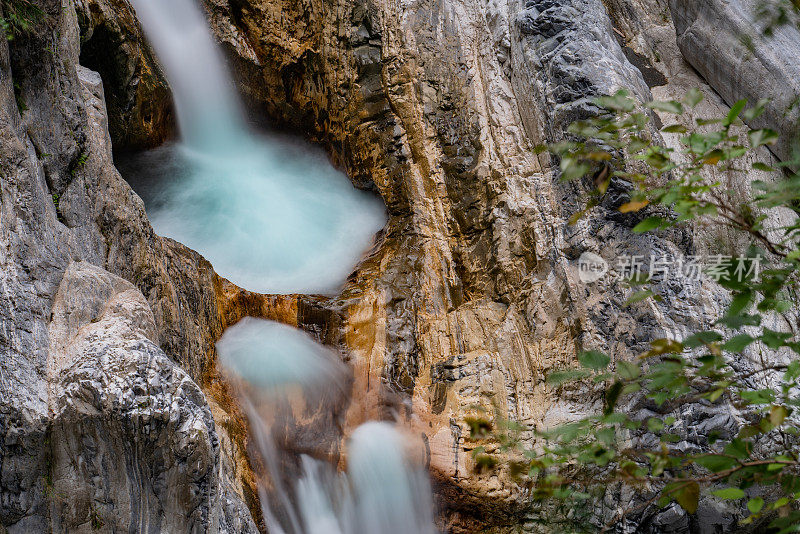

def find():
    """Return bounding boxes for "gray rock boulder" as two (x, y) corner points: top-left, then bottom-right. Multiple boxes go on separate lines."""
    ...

(47, 262), (254, 533)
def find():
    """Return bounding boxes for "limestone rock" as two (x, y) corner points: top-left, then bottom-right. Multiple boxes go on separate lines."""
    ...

(75, 0), (174, 148)
(202, 0), (792, 530)
(47, 262), (255, 533)
(195, 0), (704, 528)
(670, 0), (800, 161)
(0, 2), (263, 530)
(2, 0), (798, 531)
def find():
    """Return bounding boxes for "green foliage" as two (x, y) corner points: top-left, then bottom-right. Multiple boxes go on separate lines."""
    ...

(467, 88), (800, 531)
(0, 0), (44, 40)
(755, 0), (800, 36)
(578, 350), (611, 371)
(69, 151), (89, 177)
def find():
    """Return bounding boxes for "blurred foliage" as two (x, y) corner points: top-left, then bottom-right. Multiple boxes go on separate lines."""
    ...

(756, 0), (800, 35)
(0, 0), (43, 41)
(468, 88), (800, 532)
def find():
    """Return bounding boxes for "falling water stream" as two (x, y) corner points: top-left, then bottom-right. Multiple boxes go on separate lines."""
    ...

(120, 0), (385, 295)
(218, 320), (437, 534)
(123, 0), (435, 532)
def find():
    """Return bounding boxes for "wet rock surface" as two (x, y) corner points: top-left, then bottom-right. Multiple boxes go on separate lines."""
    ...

(75, 0), (174, 149)
(47, 262), (256, 533)
(0, 2), (271, 530)
(1, 0), (798, 532)
(201, 0), (794, 530)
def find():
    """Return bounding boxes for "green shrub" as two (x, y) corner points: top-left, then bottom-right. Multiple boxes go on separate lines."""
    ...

(471, 89), (800, 532)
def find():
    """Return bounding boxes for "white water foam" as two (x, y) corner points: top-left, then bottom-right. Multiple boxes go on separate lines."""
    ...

(125, 0), (385, 294)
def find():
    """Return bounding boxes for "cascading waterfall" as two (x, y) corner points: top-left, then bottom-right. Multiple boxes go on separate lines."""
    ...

(123, 0), (385, 294)
(218, 320), (437, 534)
(124, 0), (243, 150)
(125, 0), (435, 531)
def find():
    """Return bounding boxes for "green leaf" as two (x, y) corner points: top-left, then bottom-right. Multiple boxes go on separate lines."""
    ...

(738, 424), (762, 439)
(785, 361), (800, 383)
(724, 99), (747, 126)
(742, 99), (769, 121)
(717, 313), (762, 329)
(604, 381), (624, 415)
(723, 334), (755, 353)
(748, 497), (765, 514)
(626, 290), (655, 305)
(762, 329), (792, 349)
(675, 481), (700, 514)
(753, 162), (775, 172)
(648, 338), (684, 355)
(685, 88), (704, 108)
(546, 369), (592, 386)
(568, 209), (589, 226)
(597, 427), (615, 446)
(707, 388), (726, 402)
(712, 487), (746, 500)
(617, 360), (640, 380)
(749, 128), (779, 147)
(724, 439), (752, 459)
(578, 350), (611, 370)
(560, 158), (592, 181)
(739, 389), (776, 405)
(647, 100), (684, 114)
(594, 90), (635, 112)
(770, 405), (789, 427)
(773, 498), (790, 510)
(647, 418), (664, 432)
(619, 199), (650, 213)
(632, 216), (666, 233)
(662, 124), (688, 134)
(684, 331), (723, 348)
(728, 292), (753, 316)
(695, 454), (738, 473)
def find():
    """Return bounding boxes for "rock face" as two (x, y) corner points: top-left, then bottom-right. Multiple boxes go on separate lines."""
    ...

(1, 0), (797, 532)
(670, 0), (800, 161)
(75, 0), (174, 149)
(47, 262), (255, 533)
(0, 1), (270, 530)
(192, 0), (655, 514)
(197, 0), (789, 530)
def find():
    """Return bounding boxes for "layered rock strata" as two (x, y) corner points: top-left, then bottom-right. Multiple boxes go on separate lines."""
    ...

(2, 0), (798, 532)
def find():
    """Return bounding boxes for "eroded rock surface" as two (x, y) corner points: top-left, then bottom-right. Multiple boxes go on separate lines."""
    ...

(198, 0), (793, 530)
(75, 0), (174, 148)
(47, 262), (255, 533)
(2, 0), (798, 532)
(0, 1), (268, 530)
(670, 0), (800, 161)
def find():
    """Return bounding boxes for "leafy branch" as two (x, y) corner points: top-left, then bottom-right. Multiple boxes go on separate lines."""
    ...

(469, 89), (800, 532)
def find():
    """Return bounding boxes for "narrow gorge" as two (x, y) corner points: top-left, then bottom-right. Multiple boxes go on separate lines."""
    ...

(2, 0), (800, 533)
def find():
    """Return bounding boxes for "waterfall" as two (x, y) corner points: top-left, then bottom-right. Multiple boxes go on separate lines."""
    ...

(126, 0), (243, 151)
(217, 320), (437, 534)
(124, 0), (385, 294)
(126, 0), (431, 529)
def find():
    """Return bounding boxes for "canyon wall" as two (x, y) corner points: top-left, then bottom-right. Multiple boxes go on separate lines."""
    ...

(1, 0), (797, 532)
